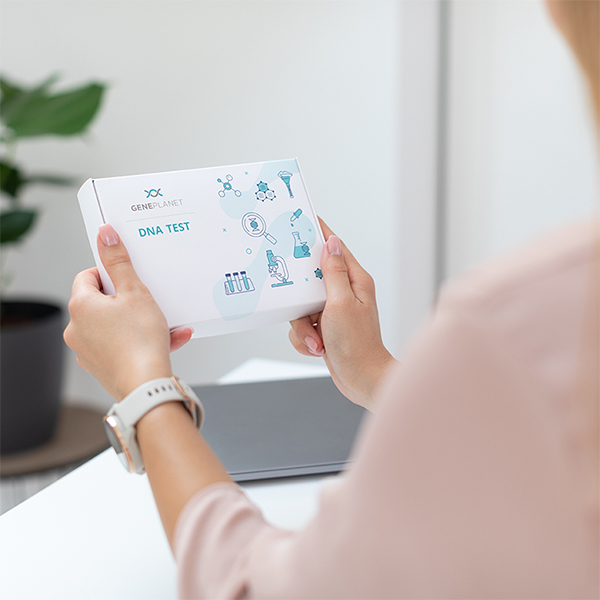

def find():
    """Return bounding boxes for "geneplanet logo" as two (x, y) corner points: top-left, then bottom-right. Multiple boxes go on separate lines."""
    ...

(144, 188), (163, 198)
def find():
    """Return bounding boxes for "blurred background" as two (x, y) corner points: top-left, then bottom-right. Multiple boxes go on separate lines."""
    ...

(1, 0), (597, 413)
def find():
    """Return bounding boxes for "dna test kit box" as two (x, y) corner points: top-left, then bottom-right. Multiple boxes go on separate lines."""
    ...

(77, 159), (327, 338)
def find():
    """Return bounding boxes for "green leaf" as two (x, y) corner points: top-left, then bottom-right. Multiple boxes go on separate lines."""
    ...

(0, 161), (25, 198)
(2, 81), (105, 138)
(0, 162), (75, 199)
(0, 77), (25, 112)
(0, 75), (55, 127)
(0, 209), (36, 244)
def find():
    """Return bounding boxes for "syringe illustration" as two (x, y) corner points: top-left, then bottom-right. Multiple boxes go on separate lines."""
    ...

(224, 271), (255, 295)
(278, 171), (294, 198)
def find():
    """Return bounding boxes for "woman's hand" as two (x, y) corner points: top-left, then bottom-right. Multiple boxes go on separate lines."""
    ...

(66, 225), (230, 549)
(64, 224), (193, 401)
(289, 219), (396, 411)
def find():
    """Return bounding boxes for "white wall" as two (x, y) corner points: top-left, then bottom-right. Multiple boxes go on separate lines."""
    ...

(396, 0), (444, 345)
(1, 0), (401, 410)
(445, 0), (599, 279)
(7, 0), (589, 413)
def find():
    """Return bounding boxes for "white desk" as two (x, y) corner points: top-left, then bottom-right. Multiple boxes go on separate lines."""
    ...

(0, 359), (331, 600)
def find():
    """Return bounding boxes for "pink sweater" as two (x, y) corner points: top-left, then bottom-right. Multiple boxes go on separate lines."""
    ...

(174, 220), (599, 599)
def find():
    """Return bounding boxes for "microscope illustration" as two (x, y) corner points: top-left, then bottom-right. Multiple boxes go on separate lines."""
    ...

(266, 250), (294, 287)
(224, 271), (255, 295)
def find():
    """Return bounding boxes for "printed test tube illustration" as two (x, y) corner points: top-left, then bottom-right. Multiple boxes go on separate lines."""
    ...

(224, 271), (255, 295)
(240, 271), (251, 291)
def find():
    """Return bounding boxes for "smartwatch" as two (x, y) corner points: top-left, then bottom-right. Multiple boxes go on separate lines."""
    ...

(103, 376), (204, 474)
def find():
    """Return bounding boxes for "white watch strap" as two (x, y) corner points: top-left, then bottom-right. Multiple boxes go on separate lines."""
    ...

(116, 378), (194, 426)
(106, 376), (204, 474)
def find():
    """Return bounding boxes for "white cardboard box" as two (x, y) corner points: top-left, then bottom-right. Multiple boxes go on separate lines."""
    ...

(77, 159), (326, 337)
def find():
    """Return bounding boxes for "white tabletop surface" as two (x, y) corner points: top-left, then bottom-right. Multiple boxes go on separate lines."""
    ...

(0, 359), (332, 600)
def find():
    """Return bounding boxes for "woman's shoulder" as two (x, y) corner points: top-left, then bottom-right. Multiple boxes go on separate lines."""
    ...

(428, 218), (598, 392)
(440, 218), (599, 314)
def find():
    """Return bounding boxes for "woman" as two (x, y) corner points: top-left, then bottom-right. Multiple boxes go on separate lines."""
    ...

(64, 1), (599, 597)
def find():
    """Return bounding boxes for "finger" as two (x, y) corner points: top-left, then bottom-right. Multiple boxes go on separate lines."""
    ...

(317, 216), (335, 240)
(288, 327), (310, 356)
(97, 224), (143, 294)
(306, 311), (321, 326)
(288, 326), (322, 358)
(71, 267), (102, 297)
(318, 216), (367, 276)
(318, 216), (374, 299)
(170, 327), (194, 352)
(289, 312), (321, 329)
(320, 235), (355, 305)
(289, 316), (324, 356)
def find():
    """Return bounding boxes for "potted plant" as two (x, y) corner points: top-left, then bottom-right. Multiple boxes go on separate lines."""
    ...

(1, 74), (106, 453)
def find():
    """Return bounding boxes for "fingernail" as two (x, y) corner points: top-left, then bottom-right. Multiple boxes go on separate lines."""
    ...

(327, 235), (342, 256)
(305, 336), (324, 356)
(99, 224), (120, 247)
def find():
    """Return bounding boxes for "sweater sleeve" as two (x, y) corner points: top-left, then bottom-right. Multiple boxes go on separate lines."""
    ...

(173, 227), (598, 599)
(174, 476), (348, 600)
(174, 482), (283, 600)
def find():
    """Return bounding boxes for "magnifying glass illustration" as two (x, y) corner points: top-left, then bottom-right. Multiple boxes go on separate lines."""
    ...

(241, 212), (277, 244)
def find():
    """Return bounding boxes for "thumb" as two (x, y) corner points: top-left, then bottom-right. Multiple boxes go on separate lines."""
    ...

(320, 235), (354, 305)
(97, 224), (142, 294)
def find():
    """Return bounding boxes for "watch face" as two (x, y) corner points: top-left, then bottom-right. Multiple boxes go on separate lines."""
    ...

(103, 415), (132, 472)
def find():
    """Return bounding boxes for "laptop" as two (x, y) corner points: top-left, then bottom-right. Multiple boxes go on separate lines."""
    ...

(193, 377), (367, 482)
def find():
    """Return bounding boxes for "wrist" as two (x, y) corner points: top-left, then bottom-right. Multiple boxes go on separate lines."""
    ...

(363, 349), (396, 407)
(116, 362), (173, 401)
(104, 376), (204, 474)
(136, 400), (191, 436)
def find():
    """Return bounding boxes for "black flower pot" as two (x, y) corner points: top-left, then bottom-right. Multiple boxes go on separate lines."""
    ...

(1, 300), (65, 454)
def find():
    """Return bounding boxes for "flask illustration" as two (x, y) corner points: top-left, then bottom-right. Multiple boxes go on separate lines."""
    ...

(292, 231), (311, 258)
